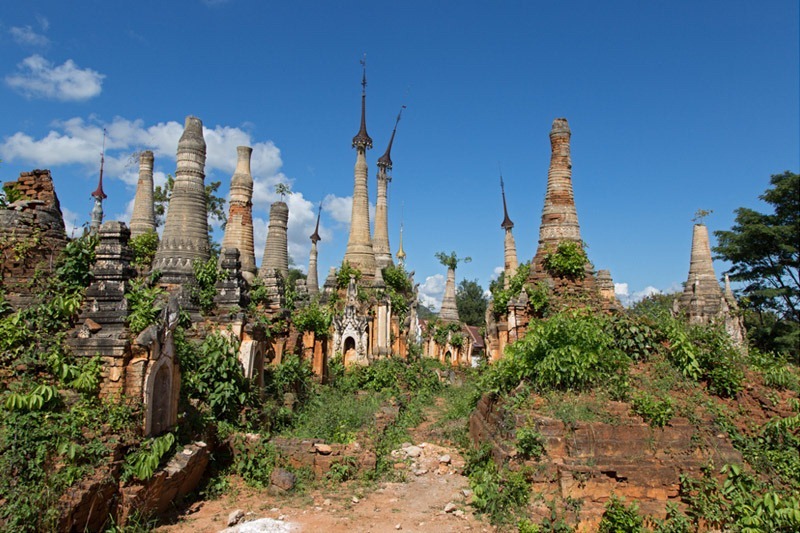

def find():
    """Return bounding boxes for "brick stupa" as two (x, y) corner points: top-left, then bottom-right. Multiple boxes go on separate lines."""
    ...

(221, 146), (257, 282)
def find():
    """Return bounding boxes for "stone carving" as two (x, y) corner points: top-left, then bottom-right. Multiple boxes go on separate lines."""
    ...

(220, 146), (257, 282)
(152, 116), (210, 284)
(332, 275), (370, 366)
(214, 247), (247, 311)
(129, 150), (157, 238)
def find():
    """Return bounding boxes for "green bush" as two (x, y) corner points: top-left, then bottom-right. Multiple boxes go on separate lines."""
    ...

(504, 311), (627, 392)
(598, 495), (644, 532)
(180, 332), (251, 422)
(631, 392), (674, 428)
(515, 426), (545, 460)
(128, 231), (159, 270)
(125, 275), (165, 335)
(543, 241), (588, 279)
(465, 444), (531, 525)
(292, 301), (332, 338)
(192, 257), (219, 314)
(229, 435), (278, 488)
(122, 432), (176, 481)
(336, 261), (362, 289)
(491, 262), (531, 314)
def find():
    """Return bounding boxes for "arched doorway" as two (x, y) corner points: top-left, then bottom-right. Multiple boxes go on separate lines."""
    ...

(344, 336), (356, 366)
(444, 351), (452, 365)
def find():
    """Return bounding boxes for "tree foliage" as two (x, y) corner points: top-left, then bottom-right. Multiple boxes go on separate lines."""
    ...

(456, 278), (487, 327)
(714, 171), (799, 356)
(435, 251), (471, 271)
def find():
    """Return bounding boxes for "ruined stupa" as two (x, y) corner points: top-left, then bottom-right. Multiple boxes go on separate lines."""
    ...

(259, 200), (290, 280)
(221, 146), (257, 282)
(500, 175), (519, 288)
(342, 61), (377, 280)
(512, 118), (618, 325)
(439, 266), (460, 323)
(129, 150), (156, 238)
(152, 116), (210, 284)
(307, 205), (322, 297)
(373, 108), (403, 269)
(675, 224), (746, 346)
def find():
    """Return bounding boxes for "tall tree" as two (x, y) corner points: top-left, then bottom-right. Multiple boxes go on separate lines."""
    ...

(456, 278), (487, 327)
(714, 171), (799, 356)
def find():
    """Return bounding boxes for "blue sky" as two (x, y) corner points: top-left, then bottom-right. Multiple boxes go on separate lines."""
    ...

(1, 1), (798, 309)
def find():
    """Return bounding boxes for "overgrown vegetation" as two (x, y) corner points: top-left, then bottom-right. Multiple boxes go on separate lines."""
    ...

(543, 241), (589, 279)
(128, 231), (159, 270)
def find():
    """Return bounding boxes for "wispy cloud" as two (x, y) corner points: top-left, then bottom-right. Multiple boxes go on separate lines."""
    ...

(9, 25), (49, 47)
(5, 55), (104, 101)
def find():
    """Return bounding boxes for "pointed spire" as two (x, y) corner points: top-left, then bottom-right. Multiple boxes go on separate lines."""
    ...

(396, 223), (407, 264)
(91, 129), (108, 200)
(500, 172), (513, 230)
(352, 55), (373, 150)
(310, 203), (322, 244)
(130, 150), (156, 238)
(378, 105), (405, 170)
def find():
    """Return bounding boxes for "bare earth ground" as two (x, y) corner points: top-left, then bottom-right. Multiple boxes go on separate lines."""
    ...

(156, 399), (496, 533)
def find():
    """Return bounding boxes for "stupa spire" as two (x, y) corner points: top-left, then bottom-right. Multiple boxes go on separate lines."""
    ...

(537, 118), (581, 251)
(129, 150), (156, 238)
(343, 56), (377, 279)
(374, 106), (405, 269)
(152, 116), (210, 284)
(439, 266), (460, 323)
(220, 146), (257, 281)
(89, 129), (107, 234)
(307, 204), (322, 296)
(396, 223), (406, 265)
(352, 55), (373, 150)
(500, 173), (519, 288)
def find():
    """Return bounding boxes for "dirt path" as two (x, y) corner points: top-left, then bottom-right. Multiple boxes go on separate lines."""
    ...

(156, 399), (495, 533)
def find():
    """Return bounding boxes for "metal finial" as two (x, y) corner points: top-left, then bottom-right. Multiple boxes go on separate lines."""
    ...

(91, 128), (108, 200)
(378, 104), (406, 170)
(360, 54), (367, 95)
(310, 202), (322, 243)
(500, 164), (513, 230)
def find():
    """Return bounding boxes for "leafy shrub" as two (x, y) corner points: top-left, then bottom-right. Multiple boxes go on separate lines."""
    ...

(326, 455), (359, 483)
(192, 257), (219, 314)
(336, 261), (362, 289)
(122, 432), (176, 481)
(515, 426), (545, 460)
(491, 262), (531, 313)
(631, 392), (674, 428)
(128, 231), (159, 270)
(230, 435), (277, 488)
(181, 332), (251, 422)
(526, 281), (550, 315)
(292, 301), (332, 338)
(607, 314), (661, 361)
(598, 495), (644, 532)
(543, 241), (588, 279)
(503, 311), (627, 392)
(125, 275), (165, 335)
(465, 444), (531, 525)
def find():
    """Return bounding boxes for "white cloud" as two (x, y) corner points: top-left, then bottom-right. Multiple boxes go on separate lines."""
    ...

(61, 207), (81, 238)
(5, 55), (104, 101)
(418, 273), (445, 311)
(9, 26), (49, 47)
(615, 283), (663, 307)
(0, 114), (336, 272)
(491, 265), (504, 280)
